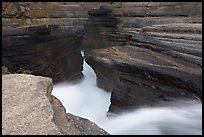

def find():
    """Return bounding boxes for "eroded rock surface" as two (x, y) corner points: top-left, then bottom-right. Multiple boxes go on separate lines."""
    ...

(51, 95), (109, 135)
(2, 1), (202, 115)
(86, 46), (202, 113)
(66, 113), (109, 135)
(2, 74), (61, 135)
(2, 2), (202, 83)
(82, 6), (118, 56)
(2, 2), (85, 83)
(84, 2), (202, 113)
(2, 74), (109, 135)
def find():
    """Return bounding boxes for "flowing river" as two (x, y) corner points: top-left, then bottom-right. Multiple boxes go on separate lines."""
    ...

(52, 53), (202, 135)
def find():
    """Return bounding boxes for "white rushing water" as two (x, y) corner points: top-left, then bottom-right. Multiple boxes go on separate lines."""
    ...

(52, 53), (202, 135)
(52, 61), (111, 124)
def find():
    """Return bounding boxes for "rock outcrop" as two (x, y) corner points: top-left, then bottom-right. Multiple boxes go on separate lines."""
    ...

(2, 2), (85, 83)
(2, 74), (109, 135)
(51, 95), (109, 135)
(85, 46), (202, 113)
(2, 74), (61, 135)
(2, 1), (202, 114)
(82, 6), (118, 55)
(66, 113), (108, 135)
(85, 2), (202, 113)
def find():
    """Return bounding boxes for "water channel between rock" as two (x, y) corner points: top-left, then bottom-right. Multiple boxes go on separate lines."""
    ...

(52, 53), (202, 135)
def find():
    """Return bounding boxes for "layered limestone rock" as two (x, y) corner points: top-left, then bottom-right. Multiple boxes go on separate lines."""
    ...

(3, 2), (201, 83)
(2, 28), (84, 83)
(2, 2), (202, 113)
(86, 46), (202, 113)
(2, 74), (109, 135)
(85, 2), (202, 48)
(2, 2), (86, 83)
(82, 6), (118, 55)
(84, 2), (202, 113)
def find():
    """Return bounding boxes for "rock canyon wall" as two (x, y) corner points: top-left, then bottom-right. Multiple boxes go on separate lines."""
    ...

(84, 2), (202, 112)
(2, 1), (202, 119)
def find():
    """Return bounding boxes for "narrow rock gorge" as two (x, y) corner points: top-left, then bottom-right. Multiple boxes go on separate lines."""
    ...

(2, 2), (202, 135)
(85, 46), (201, 112)
(85, 2), (202, 112)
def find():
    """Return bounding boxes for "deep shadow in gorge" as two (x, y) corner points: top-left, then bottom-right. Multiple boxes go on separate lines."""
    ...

(83, 5), (202, 113)
(2, 2), (202, 114)
(2, 2), (202, 135)
(2, 5), (118, 84)
(82, 6), (119, 56)
(2, 25), (85, 83)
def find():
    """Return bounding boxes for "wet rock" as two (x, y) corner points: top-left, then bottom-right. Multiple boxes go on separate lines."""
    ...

(83, 2), (202, 114)
(2, 2), (202, 114)
(66, 113), (109, 135)
(85, 46), (202, 113)
(51, 95), (109, 135)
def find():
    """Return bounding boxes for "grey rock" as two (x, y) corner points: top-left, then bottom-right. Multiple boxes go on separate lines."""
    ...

(51, 95), (109, 135)
(2, 2), (202, 115)
(2, 74), (62, 135)
(66, 113), (109, 135)
(2, 26), (84, 83)
(2, 74), (110, 135)
(85, 46), (202, 113)
(50, 95), (81, 135)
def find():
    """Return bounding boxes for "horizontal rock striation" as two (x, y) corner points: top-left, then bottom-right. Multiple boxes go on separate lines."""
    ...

(86, 46), (202, 113)
(82, 6), (119, 56)
(85, 2), (202, 113)
(2, 74), (109, 135)
(2, 28), (84, 83)
(2, 2), (202, 113)
(2, 2), (86, 83)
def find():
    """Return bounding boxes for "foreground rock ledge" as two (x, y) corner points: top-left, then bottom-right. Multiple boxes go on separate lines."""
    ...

(2, 74), (109, 135)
